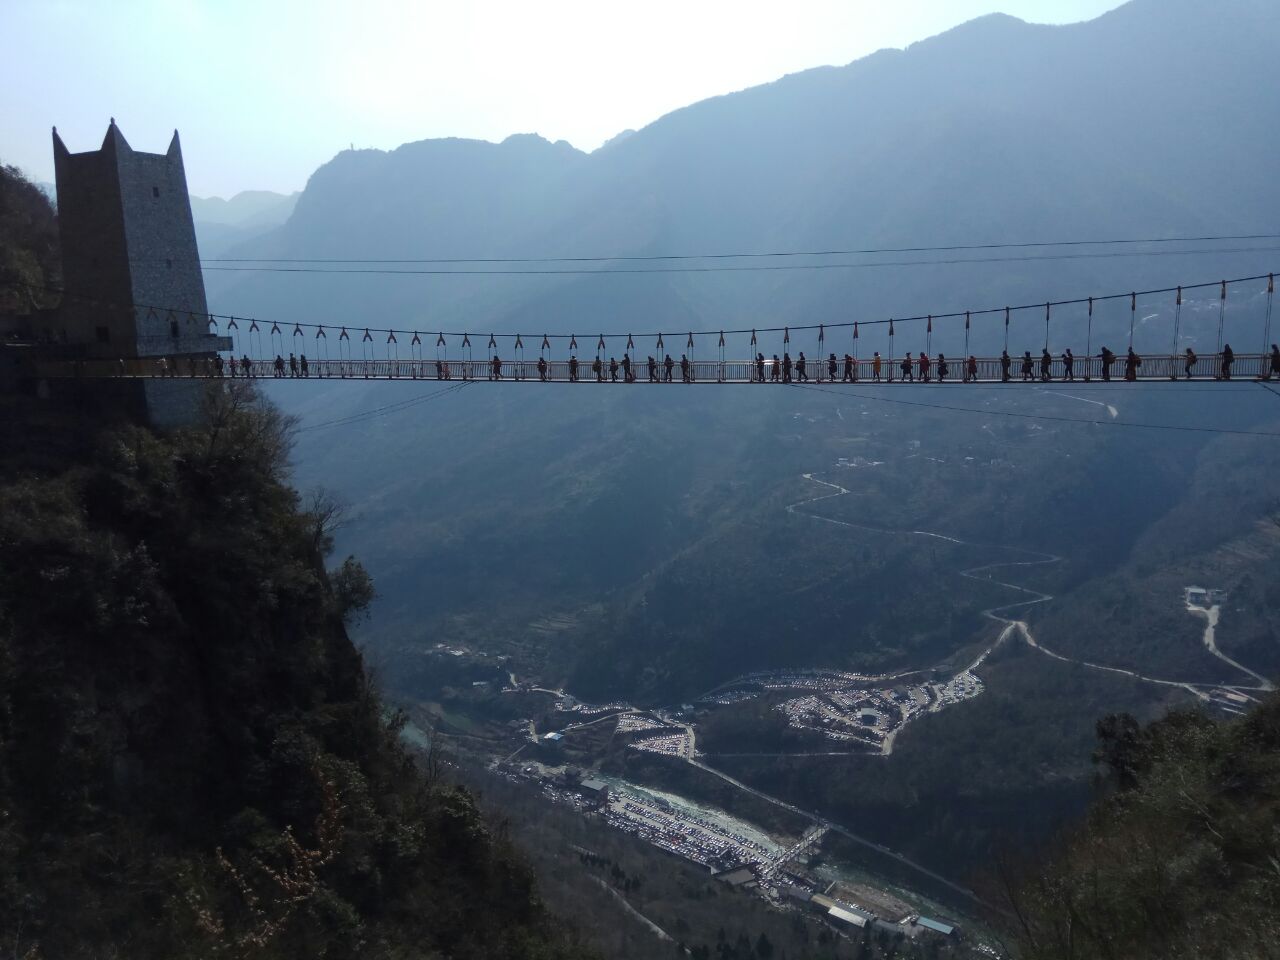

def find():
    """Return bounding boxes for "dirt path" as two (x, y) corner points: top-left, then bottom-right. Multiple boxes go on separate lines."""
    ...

(562, 710), (630, 732)
(591, 877), (684, 948)
(1187, 603), (1274, 690)
(1017, 621), (1212, 698)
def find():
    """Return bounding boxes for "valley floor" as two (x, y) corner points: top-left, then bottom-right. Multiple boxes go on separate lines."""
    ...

(467, 449), (1273, 956)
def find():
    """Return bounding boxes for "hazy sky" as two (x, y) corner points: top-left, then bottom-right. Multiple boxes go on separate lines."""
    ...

(2, 0), (1125, 198)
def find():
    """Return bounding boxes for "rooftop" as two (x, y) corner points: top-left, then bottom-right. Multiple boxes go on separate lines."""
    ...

(828, 906), (867, 928)
(715, 867), (757, 887)
(917, 917), (955, 935)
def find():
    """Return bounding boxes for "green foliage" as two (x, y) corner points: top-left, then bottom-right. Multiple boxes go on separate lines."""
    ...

(0, 164), (59, 316)
(331, 555), (377, 625)
(1005, 696), (1280, 960)
(0, 383), (591, 958)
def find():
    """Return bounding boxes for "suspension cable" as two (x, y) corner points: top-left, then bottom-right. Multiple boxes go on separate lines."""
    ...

(190, 232), (1280, 265)
(1216, 281), (1228, 356)
(5, 270), (1279, 345)
(1262, 274), (1275, 365)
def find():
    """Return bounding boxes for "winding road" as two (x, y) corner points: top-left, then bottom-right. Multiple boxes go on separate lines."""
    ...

(784, 472), (1268, 706)
(1186, 602), (1274, 693)
(679, 463), (1274, 903)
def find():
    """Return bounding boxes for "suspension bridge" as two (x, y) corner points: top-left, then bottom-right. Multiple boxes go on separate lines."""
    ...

(23, 270), (1280, 387)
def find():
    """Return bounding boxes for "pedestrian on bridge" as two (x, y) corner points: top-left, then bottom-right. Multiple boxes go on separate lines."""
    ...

(240, 355), (252, 377)
(796, 352), (809, 382)
(900, 354), (914, 382)
(1000, 350), (1011, 382)
(966, 355), (978, 382)
(1040, 349), (1052, 381)
(289, 353), (299, 377)
(664, 354), (675, 381)
(274, 355), (285, 378)
(1269, 344), (1280, 379)
(827, 353), (838, 380)
(872, 352), (882, 382)
(937, 354), (949, 381)
(1125, 347), (1141, 381)
(592, 356), (603, 382)
(918, 352), (931, 382)
(1021, 351), (1034, 381)
(1062, 349), (1075, 381)
(650, 356), (660, 382)
(609, 357), (619, 382)
(756, 353), (766, 382)
(622, 353), (634, 382)
(1183, 348), (1197, 379)
(842, 354), (855, 382)
(1220, 343), (1235, 380)
(680, 354), (691, 382)
(1098, 346), (1115, 381)
(300, 354), (309, 377)
(770, 354), (781, 382)
(782, 353), (793, 382)
(491, 355), (503, 380)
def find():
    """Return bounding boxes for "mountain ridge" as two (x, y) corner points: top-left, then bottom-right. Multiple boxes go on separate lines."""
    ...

(208, 0), (1280, 340)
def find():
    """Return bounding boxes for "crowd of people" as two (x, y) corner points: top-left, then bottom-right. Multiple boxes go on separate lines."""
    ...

(142, 343), (1280, 383)
(485, 344), (1280, 383)
(488, 353), (698, 382)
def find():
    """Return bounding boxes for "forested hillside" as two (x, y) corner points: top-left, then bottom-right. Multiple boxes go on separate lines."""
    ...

(0, 381), (591, 958)
(1007, 693), (1280, 959)
(0, 165), (59, 316)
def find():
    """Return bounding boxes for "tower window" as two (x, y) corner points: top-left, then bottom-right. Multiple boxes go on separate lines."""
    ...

(152, 186), (160, 198)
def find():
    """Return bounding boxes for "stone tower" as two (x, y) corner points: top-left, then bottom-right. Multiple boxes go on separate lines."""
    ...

(52, 120), (230, 423)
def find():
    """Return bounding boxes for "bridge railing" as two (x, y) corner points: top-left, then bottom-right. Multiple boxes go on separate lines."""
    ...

(31, 353), (1274, 382)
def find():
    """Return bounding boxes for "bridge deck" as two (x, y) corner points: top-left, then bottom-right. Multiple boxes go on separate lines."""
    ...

(34, 353), (1276, 384)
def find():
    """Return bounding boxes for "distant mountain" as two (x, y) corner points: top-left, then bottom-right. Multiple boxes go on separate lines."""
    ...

(190, 189), (299, 259)
(33, 180), (298, 261)
(190, 188), (298, 228)
(209, 0), (1280, 351)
